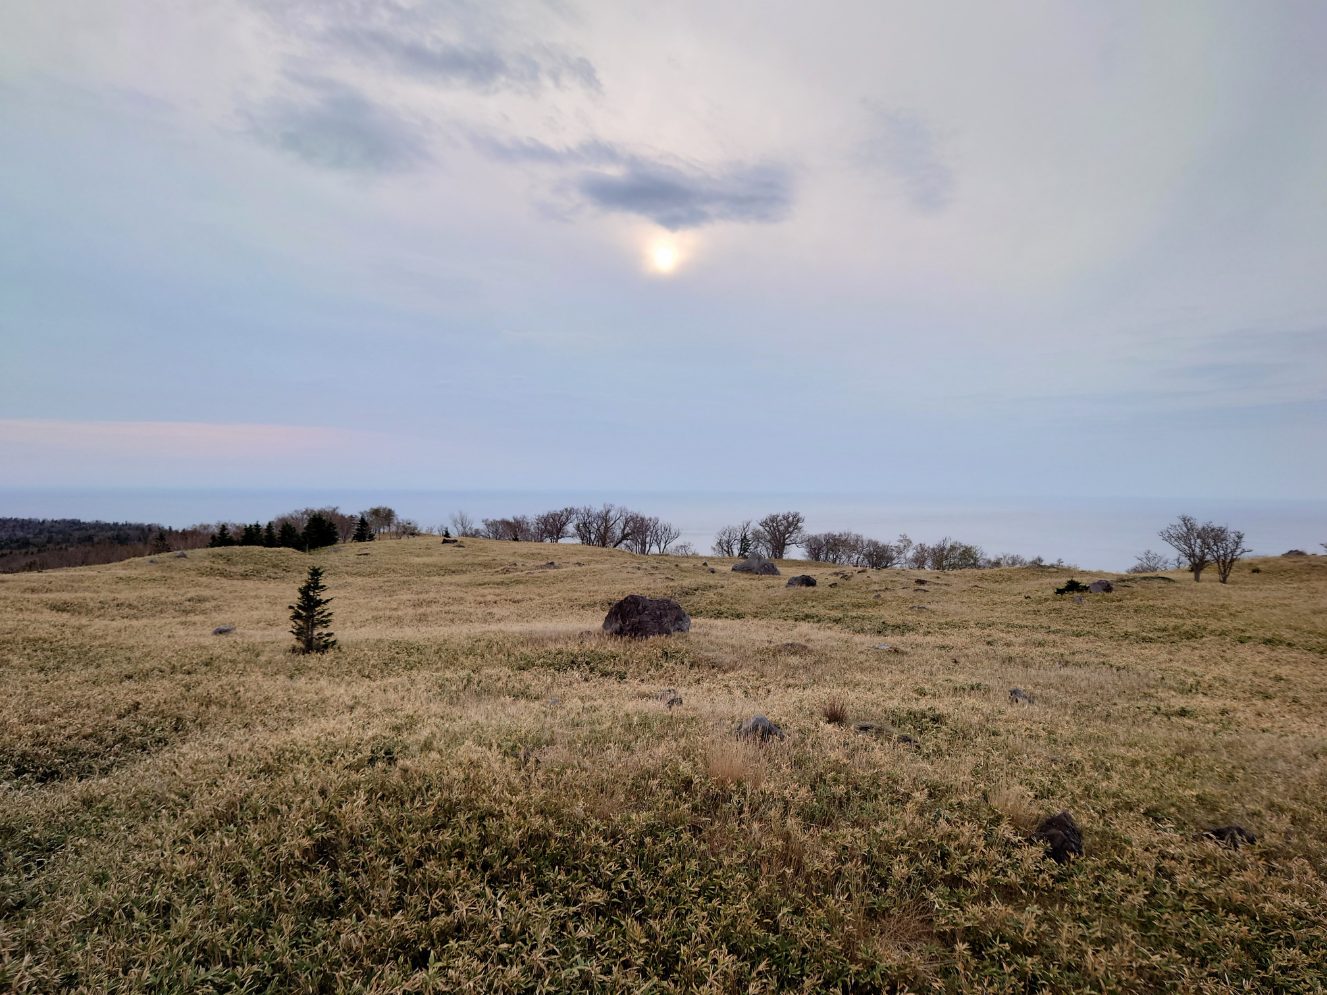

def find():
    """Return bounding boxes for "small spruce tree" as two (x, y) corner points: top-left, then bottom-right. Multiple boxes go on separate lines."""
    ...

(209, 524), (235, 548)
(263, 522), (278, 548)
(151, 530), (171, 554)
(352, 514), (374, 542)
(289, 566), (336, 654)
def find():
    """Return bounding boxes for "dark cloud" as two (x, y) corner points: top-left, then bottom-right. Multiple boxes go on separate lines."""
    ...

(331, 27), (600, 94)
(574, 159), (794, 230)
(861, 108), (955, 213)
(248, 79), (429, 173)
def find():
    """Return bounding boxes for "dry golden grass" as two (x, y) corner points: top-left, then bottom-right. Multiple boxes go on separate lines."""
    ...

(1, 538), (1326, 992)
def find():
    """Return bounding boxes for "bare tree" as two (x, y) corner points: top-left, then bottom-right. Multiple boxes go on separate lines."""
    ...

(859, 538), (907, 569)
(449, 511), (478, 538)
(649, 517), (682, 554)
(1128, 549), (1172, 574)
(755, 511), (805, 560)
(671, 541), (696, 557)
(534, 507), (576, 543)
(574, 504), (636, 548)
(1209, 526), (1251, 584)
(364, 506), (397, 537)
(1159, 514), (1216, 582)
(482, 516), (535, 541)
(712, 521), (753, 557)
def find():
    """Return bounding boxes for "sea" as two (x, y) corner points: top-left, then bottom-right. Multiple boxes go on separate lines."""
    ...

(0, 488), (1321, 573)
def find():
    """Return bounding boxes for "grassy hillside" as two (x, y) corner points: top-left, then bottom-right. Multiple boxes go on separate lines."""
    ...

(2, 539), (1325, 993)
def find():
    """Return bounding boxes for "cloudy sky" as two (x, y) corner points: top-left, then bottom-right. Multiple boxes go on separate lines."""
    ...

(2, 0), (1325, 498)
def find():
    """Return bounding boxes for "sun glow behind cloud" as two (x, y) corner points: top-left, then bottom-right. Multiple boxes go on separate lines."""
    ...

(643, 232), (689, 275)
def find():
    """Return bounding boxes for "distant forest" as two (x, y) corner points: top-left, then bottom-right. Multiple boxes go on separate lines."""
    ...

(0, 518), (213, 573)
(0, 507), (416, 573)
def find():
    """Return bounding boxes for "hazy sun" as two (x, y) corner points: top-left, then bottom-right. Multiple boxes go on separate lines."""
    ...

(645, 237), (682, 275)
(652, 243), (679, 272)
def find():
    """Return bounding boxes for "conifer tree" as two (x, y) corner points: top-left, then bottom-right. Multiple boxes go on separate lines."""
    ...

(209, 524), (235, 547)
(263, 522), (277, 548)
(352, 514), (374, 542)
(277, 521), (303, 550)
(289, 566), (336, 654)
(303, 513), (339, 550)
(151, 530), (171, 554)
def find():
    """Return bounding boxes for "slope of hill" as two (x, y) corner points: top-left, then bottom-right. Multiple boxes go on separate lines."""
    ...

(1, 540), (1324, 992)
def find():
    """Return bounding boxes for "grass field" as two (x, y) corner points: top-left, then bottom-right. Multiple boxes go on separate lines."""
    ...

(2, 539), (1325, 993)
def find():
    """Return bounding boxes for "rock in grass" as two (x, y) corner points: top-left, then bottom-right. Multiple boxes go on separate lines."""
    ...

(736, 715), (784, 742)
(656, 688), (683, 709)
(212, 625), (235, 636)
(786, 574), (817, 587)
(175, 550), (188, 558)
(1202, 824), (1257, 849)
(1031, 811), (1084, 864)
(1088, 579), (1114, 594)
(732, 556), (779, 576)
(1009, 687), (1035, 704)
(602, 594), (691, 638)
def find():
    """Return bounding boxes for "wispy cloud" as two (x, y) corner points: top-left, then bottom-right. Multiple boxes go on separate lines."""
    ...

(330, 27), (600, 94)
(573, 158), (793, 230)
(860, 107), (955, 213)
(246, 77), (429, 172)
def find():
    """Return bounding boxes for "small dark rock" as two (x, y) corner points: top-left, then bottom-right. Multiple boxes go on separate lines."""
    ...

(212, 625), (235, 636)
(708, 567), (717, 573)
(778, 641), (811, 654)
(1031, 811), (1084, 864)
(1250, 567), (1261, 574)
(786, 574), (817, 587)
(603, 594), (691, 638)
(541, 561), (559, 569)
(895, 733), (919, 747)
(732, 555), (780, 576)
(1202, 824), (1257, 849)
(852, 721), (881, 735)
(1088, 579), (1114, 594)
(873, 593), (882, 599)
(828, 582), (838, 588)
(1009, 687), (1035, 704)
(914, 578), (928, 586)
(175, 550), (188, 558)
(147, 558), (158, 564)
(736, 715), (785, 742)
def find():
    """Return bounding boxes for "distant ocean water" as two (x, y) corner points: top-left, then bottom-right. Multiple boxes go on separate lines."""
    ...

(1, 488), (1322, 572)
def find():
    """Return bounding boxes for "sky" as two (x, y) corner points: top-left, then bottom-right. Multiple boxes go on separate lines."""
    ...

(2, 0), (1325, 499)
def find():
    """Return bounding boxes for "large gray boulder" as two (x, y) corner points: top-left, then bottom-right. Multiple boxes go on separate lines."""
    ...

(736, 715), (785, 742)
(786, 574), (817, 587)
(732, 555), (779, 576)
(1088, 579), (1114, 593)
(602, 594), (691, 638)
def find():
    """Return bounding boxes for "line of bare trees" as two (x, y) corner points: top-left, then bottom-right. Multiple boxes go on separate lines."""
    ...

(712, 512), (807, 559)
(452, 504), (686, 555)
